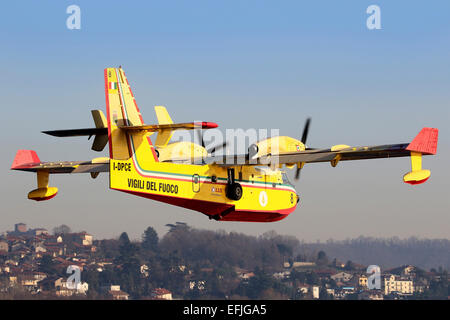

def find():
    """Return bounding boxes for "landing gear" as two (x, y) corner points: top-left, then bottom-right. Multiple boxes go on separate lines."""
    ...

(225, 168), (243, 201)
(226, 183), (243, 201)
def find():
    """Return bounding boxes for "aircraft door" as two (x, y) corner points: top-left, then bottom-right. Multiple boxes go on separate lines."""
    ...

(192, 174), (200, 193)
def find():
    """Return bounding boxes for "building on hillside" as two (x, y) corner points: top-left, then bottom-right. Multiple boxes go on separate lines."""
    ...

(66, 232), (93, 246)
(32, 228), (49, 236)
(358, 275), (368, 288)
(102, 285), (129, 300)
(312, 286), (320, 299)
(235, 268), (255, 280)
(15, 223), (27, 233)
(0, 241), (8, 253)
(140, 264), (149, 278)
(273, 271), (290, 280)
(7, 224), (49, 238)
(358, 290), (384, 300)
(331, 272), (353, 282)
(34, 244), (47, 253)
(19, 275), (40, 289)
(383, 275), (414, 295)
(333, 286), (356, 299)
(152, 288), (173, 300)
(296, 284), (319, 299)
(292, 262), (316, 268)
(297, 283), (310, 295)
(189, 280), (206, 291)
(326, 288), (335, 296)
(401, 265), (419, 278)
(53, 277), (89, 296)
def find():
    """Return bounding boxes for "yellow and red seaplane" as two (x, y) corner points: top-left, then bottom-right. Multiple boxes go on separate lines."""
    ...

(11, 67), (439, 222)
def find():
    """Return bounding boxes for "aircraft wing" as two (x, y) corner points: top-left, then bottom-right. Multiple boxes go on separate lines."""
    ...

(207, 127), (438, 168)
(11, 150), (110, 174)
(10, 150), (110, 201)
(206, 143), (410, 166)
(263, 143), (412, 165)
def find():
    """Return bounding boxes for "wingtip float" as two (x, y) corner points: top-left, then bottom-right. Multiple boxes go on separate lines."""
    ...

(403, 127), (438, 185)
(11, 67), (439, 222)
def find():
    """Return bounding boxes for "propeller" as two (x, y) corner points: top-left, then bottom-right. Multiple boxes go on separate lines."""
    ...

(301, 118), (311, 145)
(295, 117), (311, 180)
(196, 130), (228, 155)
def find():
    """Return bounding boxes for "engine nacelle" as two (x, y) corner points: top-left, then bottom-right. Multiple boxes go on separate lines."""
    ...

(157, 141), (207, 162)
(249, 136), (305, 159)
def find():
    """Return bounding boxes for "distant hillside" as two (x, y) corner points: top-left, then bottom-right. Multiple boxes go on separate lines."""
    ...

(298, 237), (450, 270)
(160, 225), (448, 272)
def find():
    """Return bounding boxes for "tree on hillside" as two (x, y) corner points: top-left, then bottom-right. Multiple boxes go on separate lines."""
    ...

(316, 250), (329, 267)
(142, 226), (159, 252)
(116, 232), (143, 298)
(119, 232), (130, 244)
(344, 260), (357, 271)
(39, 255), (57, 275)
(242, 267), (273, 299)
(53, 224), (71, 235)
(117, 232), (139, 263)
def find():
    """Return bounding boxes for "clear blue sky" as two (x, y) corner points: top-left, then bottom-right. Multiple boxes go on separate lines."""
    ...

(1, 1), (449, 241)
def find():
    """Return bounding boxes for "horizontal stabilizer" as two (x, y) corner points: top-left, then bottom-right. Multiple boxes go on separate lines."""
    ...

(42, 110), (109, 152)
(42, 127), (108, 137)
(119, 122), (218, 132)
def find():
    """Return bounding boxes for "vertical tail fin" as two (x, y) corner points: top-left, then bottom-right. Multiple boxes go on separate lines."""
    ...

(91, 110), (109, 152)
(104, 67), (159, 162)
(154, 106), (174, 147)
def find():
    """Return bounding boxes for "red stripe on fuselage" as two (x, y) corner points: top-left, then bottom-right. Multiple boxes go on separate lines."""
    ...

(104, 69), (114, 158)
(129, 155), (295, 193)
(121, 70), (159, 162)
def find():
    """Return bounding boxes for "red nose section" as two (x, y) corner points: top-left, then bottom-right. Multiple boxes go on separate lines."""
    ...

(200, 122), (218, 129)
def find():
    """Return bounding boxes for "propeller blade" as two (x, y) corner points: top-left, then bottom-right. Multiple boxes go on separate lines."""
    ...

(196, 130), (205, 148)
(301, 118), (311, 144)
(207, 141), (228, 155)
(295, 166), (301, 180)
